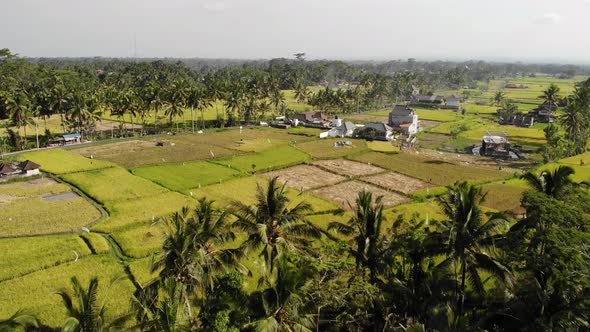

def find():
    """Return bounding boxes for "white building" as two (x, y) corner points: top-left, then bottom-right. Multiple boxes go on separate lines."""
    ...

(320, 121), (357, 138)
(388, 105), (419, 135)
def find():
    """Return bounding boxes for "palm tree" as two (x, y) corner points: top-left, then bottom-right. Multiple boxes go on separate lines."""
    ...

(132, 278), (190, 332)
(0, 310), (39, 331)
(328, 190), (386, 285)
(232, 177), (320, 273)
(153, 199), (243, 316)
(437, 182), (513, 318)
(490, 90), (506, 107)
(49, 79), (72, 134)
(247, 255), (315, 331)
(146, 81), (165, 132)
(539, 83), (561, 111)
(165, 79), (188, 132)
(56, 276), (128, 332)
(521, 165), (575, 199)
(4, 90), (33, 149)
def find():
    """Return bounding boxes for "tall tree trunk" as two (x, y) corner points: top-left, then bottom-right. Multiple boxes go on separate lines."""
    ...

(201, 109), (205, 130)
(458, 257), (467, 318)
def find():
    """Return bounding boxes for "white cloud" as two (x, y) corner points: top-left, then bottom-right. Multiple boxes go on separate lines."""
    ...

(534, 12), (563, 24)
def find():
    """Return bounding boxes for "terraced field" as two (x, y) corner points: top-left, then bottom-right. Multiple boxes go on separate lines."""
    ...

(0, 125), (527, 327)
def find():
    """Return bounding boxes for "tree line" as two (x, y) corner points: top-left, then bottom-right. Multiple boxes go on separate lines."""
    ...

(3, 167), (589, 331)
(4, 48), (590, 153)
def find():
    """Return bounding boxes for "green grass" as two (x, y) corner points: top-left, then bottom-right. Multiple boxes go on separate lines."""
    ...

(190, 176), (339, 213)
(295, 138), (369, 159)
(463, 104), (497, 114)
(132, 161), (241, 193)
(112, 223), (167, 258)
(129, 257), (158, 287)
(18, 149), (114, 175)
(0, 235), (93, 281)
(0, 179), (102, 236)
(94, 191), (194, 232)
(81, 233), (111, 254)
(0, 255), (134, 328)
(213, 145), (310, 173)
(428, 117), (486, 135)
(61, 167), (168, 204)
(479, 182), (527, 213)
(366, 141), (400, 152)
(350, 152), (511, 186)
(460, 124), (546, 146)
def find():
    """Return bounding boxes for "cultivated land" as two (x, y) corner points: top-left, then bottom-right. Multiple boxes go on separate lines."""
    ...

(2, 74), (584, 327)
(0, 178), (102, 236)
(310, 180), (411, 209)
(262, 164), (347, 190)
(362, 172), (432, 194)
(311, 159), (385, 177)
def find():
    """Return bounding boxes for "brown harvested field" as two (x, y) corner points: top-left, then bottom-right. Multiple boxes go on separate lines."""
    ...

(295, 138), (369, 159)
(310, 180), (411, 210)
(262, 165), (346, 191)
(72, 139), (238, 168)
(350, 152), (512, 186)
(362, 172), (431, 194)
(312, 159), (385, 177)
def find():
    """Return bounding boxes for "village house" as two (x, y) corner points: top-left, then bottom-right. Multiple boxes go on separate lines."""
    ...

(49, 133), (83, 147)
(499, 113), (535, 128)
(480, 132), (511, 158)
(320, 121), (357, 138)
(388, 105), (419, 135)
(504, 84), (529, 89)
(20, 160), (41, 176)
(291, 111), (330, 128)
(0, 160), (41, 180)
(0, 163), (18, 177)
(410, 95), (445, 105)
(355, 122), (394, 141)
(530, 105), (557, 123)
(443, 97), (461, 110)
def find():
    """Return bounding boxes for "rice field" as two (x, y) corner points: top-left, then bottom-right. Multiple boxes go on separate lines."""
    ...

(212, 145), (310, 173)
(0, 235), (93, 281)
(295, 138), (369, 159)
(350, 151), (511, 186)
(0, 255), (135, 327)
(18, 149), (115, 174)
(132, 161), (241, 192)
(72, 137), (239, 168)
(0, 178), (102, 236)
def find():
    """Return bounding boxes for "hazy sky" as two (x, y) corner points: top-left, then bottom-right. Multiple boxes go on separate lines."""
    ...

(1, 0), (589, 63)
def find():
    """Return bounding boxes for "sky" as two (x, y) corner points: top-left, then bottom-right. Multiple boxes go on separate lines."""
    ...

(1, 0), (589, 63)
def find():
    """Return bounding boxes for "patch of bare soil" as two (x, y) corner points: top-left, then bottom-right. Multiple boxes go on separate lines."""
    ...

(362, 172), (431, 194)
(22, 177), (57, 187)
(312, 159), (385, 177)
(73, 140), (155, 156)
(43, 192), (80, 202)
(262, 165), (346, 191)
(0, 194), (19, 204)
(419, 120), (441, 131)
(412, 148), (530, 172)
(310, 180), (411, 210)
